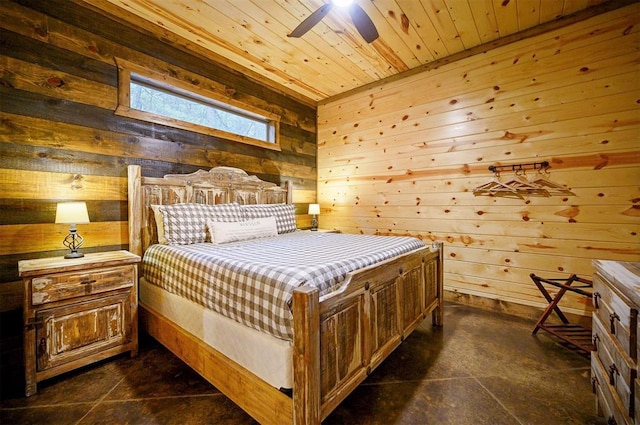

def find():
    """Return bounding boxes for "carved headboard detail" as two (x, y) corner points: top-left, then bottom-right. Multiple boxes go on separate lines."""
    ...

(127, 165), (292, 256)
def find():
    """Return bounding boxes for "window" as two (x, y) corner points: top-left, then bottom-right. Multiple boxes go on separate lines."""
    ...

(115, 58), (280, 150)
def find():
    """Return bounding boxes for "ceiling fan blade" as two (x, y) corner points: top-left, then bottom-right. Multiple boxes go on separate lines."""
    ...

(348, 3), (379, 43)
(288, 3), (334, 38)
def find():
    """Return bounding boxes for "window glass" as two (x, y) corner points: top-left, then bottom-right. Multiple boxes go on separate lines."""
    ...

(130, 79), (271, 142)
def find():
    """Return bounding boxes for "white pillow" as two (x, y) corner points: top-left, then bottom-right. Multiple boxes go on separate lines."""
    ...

(208, 216), (278, 244)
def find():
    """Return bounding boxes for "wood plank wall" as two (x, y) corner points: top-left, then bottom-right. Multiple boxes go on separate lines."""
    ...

(317, 3), (640, 319)
(0, 0), (317, 311)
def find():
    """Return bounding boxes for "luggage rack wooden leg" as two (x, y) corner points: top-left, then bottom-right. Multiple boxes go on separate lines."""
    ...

(530, 273), (594, 353)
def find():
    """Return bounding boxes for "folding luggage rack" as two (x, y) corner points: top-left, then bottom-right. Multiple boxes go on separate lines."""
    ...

(530, 273), (595, 352)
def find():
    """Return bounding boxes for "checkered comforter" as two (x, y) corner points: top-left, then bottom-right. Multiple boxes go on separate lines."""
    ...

(143, 232), (426, 340)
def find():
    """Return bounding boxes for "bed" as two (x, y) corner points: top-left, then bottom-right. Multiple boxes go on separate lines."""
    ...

(127, 165), (443, 424)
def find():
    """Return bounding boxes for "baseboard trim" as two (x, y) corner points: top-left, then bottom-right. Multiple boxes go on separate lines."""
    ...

(444, 289), (592, 328)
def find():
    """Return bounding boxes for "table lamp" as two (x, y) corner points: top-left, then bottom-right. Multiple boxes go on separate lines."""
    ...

(308, 203), (320, 231)
(55, 202), (90, 259)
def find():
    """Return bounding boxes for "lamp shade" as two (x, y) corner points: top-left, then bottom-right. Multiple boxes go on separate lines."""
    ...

(308, 203), (320, 215)
(55, 202), (90, 224)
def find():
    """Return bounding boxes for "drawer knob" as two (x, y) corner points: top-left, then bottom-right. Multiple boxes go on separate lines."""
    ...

(609, 312), (620, 334)
(592, 292), (600, 309)
(80, 279), (97, 285)
(607, 416), (616, 425)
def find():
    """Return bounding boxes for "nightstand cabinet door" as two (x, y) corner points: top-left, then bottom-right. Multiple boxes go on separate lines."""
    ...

(35, 293), (132, 371)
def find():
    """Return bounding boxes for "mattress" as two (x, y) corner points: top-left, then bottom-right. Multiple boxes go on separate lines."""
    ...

(143, 231), (426, 340)
(140, 278), (294, 389)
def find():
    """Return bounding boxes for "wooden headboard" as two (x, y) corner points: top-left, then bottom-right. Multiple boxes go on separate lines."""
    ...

(127, 165), (292, 257)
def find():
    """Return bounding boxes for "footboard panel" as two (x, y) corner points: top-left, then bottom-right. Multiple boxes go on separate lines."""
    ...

(310, 244), (443, 420)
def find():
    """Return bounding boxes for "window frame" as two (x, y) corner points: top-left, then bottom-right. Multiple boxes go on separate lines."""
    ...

(114, 58), (281, 151)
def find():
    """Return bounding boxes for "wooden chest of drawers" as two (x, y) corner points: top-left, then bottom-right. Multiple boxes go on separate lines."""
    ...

(19, 251), (140, 396)
(591, 260), (639, 425)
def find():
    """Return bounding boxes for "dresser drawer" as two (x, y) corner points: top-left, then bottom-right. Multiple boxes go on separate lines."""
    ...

(593, 274), (637, 358)
(593, 313), (637, 417)
(31, 265), (136, 305)
(635, 377), (639, 423)
(592, 354), (634, 425)
(592, 367), (615, 424)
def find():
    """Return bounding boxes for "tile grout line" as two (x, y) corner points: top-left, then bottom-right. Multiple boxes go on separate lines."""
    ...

(74, 375), (127, 425)
(471, 375), (526, 425)
(0, 402), (95, 411)
(359, 375), (476, 387)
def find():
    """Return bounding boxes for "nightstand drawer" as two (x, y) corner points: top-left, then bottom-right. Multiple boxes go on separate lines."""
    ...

(31, 265), (136, 305)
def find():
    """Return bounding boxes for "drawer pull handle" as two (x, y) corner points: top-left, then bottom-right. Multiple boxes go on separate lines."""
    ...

(607, 416), (616, 425)
(592, 292), (600, 309)
(609, 312), (620, 334)
(608, 363), (619, 385)
(25, 317), (44, 329)
(592, 334), (599, 350)
(80, 279), (97, 285)
(591, 376), (598, 393)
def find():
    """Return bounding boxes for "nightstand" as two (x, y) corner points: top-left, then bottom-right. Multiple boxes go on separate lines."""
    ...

(18, 250), (140, 396)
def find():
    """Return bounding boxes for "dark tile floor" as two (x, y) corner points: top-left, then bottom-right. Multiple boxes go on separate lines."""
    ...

(0, 303), (605, 425)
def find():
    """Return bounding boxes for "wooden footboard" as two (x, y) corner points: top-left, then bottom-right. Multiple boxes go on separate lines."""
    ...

(293, 244), (443, 423)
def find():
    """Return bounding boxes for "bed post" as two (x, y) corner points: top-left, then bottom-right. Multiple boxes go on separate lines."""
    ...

(127, 165), (142, 257)
(292, 285), (321, 425)
(284, 180), (293, 204)
(433, 241), (444, 326)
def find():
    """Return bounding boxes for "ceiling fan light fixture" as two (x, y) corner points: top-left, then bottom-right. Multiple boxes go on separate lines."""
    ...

(288, 0), (378, 43)
(332, 0), (354, 7)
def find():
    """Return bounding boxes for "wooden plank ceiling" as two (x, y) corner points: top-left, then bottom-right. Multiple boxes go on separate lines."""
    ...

(82, 0), (619, 105)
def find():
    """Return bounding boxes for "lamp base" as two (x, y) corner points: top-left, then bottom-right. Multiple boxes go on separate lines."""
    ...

(62, 229), (85, 259)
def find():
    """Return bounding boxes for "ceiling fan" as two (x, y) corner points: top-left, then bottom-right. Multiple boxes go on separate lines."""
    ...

(288, 0), (379, 43)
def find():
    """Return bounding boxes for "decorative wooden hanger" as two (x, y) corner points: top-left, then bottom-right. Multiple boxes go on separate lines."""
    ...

(473, 161), (573, 197)
(527, 169), (575, 196)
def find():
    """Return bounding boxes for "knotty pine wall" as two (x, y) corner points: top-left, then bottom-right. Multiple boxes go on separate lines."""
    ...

(0, 0), (316, 311)
(317, 4), (640, 319)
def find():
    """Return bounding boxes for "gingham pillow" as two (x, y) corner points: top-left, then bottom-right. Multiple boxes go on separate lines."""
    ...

(158, 203), (242, 245)
(241, 203), (297, 234)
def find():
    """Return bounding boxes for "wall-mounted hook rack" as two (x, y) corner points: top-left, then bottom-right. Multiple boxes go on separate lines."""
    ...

(488, 161), (549, 174)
